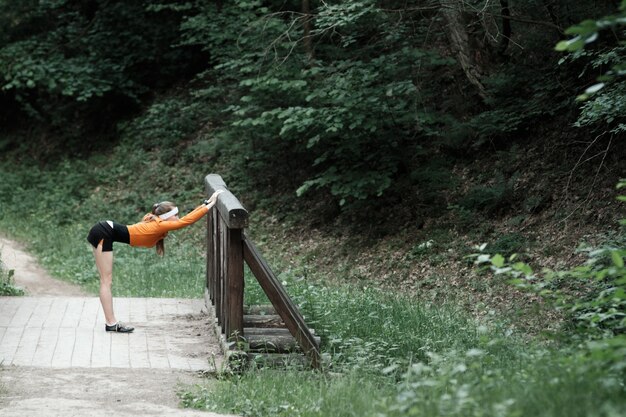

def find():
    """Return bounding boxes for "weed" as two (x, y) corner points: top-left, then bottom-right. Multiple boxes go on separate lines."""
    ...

(0, 263), (24, 296)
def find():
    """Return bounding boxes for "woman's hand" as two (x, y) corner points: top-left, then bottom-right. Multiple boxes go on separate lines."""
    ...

(204, 190), (224, 206)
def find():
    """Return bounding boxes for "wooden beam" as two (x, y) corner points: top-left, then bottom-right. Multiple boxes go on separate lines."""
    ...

(244, 305), (277, 315)
(244, 327), (316, 336)
(243, 235), (321, 368)
(244, 314), (284, 328)
(211, 209), (219, 304)
(205, 174), (248, 229)
(246, 333), (322, 353)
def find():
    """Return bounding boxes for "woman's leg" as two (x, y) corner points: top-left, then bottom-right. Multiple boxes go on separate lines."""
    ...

(93, 243), (117, 325)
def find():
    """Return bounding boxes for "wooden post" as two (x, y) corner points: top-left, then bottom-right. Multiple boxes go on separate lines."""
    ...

(227, 228), (244, 339)
(211, 209), (219, 304)
(219, 216), (227, 333)
(216, 215), (224, 328)
(205, 174), (248, 341)
(206, 209), (214, 301)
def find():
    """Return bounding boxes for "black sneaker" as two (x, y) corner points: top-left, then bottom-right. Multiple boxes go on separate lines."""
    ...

(105, 322), (134, 333)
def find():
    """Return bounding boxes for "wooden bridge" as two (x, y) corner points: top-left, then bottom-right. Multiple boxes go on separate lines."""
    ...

(203, 174), (321, 368)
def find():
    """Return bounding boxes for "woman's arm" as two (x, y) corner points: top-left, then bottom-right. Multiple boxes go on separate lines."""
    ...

(160, 190), (224, 232)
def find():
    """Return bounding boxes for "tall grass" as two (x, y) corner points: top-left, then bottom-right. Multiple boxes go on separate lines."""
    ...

(182, 284), (626, 417)
(181, 369), (396, 417)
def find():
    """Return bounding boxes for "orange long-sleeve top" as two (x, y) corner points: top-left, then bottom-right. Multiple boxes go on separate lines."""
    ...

(126, 204), (209, 248)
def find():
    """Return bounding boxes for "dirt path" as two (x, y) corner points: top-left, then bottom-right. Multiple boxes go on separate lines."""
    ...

(0, 367), (229, 417)
(0, 236), (235, 417)
(0, 236), (86, 296)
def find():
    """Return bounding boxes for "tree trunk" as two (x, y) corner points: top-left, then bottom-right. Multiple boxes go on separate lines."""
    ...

(302, 0), (315, 64)
(498, 0), (511, 55)
(441, 3), (487, 99)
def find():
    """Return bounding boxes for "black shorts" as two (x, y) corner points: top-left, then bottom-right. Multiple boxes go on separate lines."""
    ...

(87, 221), (130, 252)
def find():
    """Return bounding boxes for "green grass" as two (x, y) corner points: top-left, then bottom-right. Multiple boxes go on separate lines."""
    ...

(181, 283), (626, 417)
(181, 369), (397, 417)
(0, 160), (624, 417)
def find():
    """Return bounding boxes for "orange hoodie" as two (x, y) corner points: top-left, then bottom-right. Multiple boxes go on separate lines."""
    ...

(127, 204), (209, 248)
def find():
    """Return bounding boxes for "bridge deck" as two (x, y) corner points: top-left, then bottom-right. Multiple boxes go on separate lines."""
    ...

(0, 296), (221, 371)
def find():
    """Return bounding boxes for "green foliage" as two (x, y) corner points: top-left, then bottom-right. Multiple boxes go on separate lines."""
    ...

(1, 0), (620, 215)
(175, 0), (458, 205)
(576, 81), (626, 132)
(0, 263), (24, 296)
(555, 0), (625, 133)
(0, 0), (198, 136)
(472, 181), (626, 373)
(555, 0), (625, 58)
(120, 94), (207, 153)
(181, 369), (396, 417)
(391, 348), (625, 417)
(467, 65), (570, 143)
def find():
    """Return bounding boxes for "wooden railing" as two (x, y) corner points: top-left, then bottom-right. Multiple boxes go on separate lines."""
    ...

(204, 174), (321, 368)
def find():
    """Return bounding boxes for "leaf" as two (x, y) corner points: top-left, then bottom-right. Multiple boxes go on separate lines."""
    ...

(565, 20), (599, 36)
(476, 254), (491, 264)
(555, 37), (585, 52)
(611, 251), (624, 268)
(555, 41), (571, 52)
(513, 262), (533, 276)
(584, 83), (605, 94)
(492, 254), (505, 268)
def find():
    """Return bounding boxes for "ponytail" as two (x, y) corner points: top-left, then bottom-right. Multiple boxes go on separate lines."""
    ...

(156, 239), (165, 256)
(147, 201), (177, 257)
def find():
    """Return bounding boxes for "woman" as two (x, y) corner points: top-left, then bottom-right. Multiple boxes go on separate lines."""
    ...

(86, 190), (223, 333)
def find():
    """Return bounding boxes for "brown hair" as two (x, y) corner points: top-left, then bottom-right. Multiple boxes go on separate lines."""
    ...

(149, 201), (177, 256)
